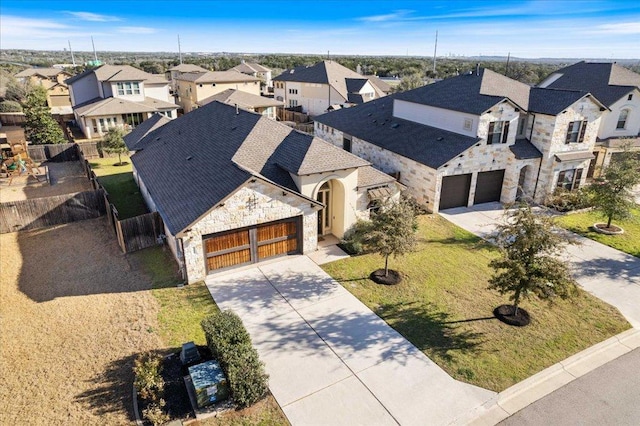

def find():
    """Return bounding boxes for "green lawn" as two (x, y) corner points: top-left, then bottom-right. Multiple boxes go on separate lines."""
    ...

(89, 156), (148, 219)
(555, 207), (640, 258)
(322, 215), (630, 391)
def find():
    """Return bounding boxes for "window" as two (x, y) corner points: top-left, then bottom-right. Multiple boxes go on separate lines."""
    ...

(343, 136), (352, 152)
(288, 99), (298, 107)
(116, 82), (141, 96)
(617, 109), (629, 130)
(463, 118), (473, 131)
(487, 121), (509, 144)
(557, 168), (583, 191)
(565, 120), (587, 143)
(367, 199), (382, 216)
(122, 112), (143, 127)
(288, 88), (298, 95)
(628, 94), (633, 101)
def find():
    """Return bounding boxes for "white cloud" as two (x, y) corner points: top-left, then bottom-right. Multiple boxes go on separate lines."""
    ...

(117, 26), (157, 34)
(592, 22), (640, 35)
(358, 10), (414, 23)
(67, 11), (120, 22)
(1, 16), (70, 38)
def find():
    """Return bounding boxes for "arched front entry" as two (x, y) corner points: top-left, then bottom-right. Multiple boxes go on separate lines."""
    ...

(317, 181), (331, 235)
(313, 178), (346, 237)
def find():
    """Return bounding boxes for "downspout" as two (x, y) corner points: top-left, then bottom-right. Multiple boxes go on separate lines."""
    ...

(178, 237), (187, 283)
(529, 113), (543, 201)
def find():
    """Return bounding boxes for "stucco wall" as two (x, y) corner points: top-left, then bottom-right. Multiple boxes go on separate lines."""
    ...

(393, 100), (480, 137)
(144, 84), (172, 102)
(69, 73), (99, 105)
(180, 180), (318, 283)
(177, 80), (261, 113)
(598, 88), (640, 140)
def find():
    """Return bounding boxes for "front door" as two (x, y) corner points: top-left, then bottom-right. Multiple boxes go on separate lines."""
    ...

(317, 182), (331, 235)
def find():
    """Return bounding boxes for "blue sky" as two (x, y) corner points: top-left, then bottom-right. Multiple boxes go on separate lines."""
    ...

(1, 1), (639, 59)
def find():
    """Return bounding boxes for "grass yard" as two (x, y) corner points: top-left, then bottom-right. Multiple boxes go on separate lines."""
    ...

(90, 156), (148, 219)
(322, 215), (630, 392)
(555, 207), (640, 258)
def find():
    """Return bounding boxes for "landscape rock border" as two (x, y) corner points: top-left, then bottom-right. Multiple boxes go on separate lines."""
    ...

(591, 223), (624, 235)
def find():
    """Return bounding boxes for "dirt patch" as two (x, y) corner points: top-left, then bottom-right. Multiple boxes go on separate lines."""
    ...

(1, 126), (27, 145)
(0, 218), (163, 424)
(1, 161), (92, 202)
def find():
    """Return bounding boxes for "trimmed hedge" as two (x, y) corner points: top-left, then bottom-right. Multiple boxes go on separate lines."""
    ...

(201, 311), (269, 408)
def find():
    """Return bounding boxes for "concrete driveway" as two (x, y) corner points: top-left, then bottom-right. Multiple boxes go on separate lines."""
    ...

(206, 256), (495, 426)
(439, 202), (640, 328)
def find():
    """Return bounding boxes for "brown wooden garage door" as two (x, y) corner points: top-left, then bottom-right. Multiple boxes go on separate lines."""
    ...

(440, 174), (472, 210)
(474, 170), (505, 204)
(204, 218), (301, 272)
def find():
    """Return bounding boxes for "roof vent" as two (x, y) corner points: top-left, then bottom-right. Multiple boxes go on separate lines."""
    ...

(437, 137), (444, 141)
(391, 123), (399, 129)
(186, 156), (192, 161)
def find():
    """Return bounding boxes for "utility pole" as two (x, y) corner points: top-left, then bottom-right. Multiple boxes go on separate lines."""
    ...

(68, 40), (76, 67)
(505, 52), (511, 77)
(91, 36), (98, 62)
(433, 30), (438, 75)
(178, 34), (183, 64)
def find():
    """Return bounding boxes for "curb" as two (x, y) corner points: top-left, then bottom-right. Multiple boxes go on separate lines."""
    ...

(463, 328), (640, 425)
(132, 384), (144, 426)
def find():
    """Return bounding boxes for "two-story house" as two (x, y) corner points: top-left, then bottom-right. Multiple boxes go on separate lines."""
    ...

(66, 65), (178, 139)
(314, 67), (605, 212)
(230, 61), (273, 91)
(166, 63), (209, 97)
(197, 88), (283, 119)
(272, 60), (388, 116)
(174, 70), (261, 113)
(539, 61), (640, 175)
(15, 67), (73, 114)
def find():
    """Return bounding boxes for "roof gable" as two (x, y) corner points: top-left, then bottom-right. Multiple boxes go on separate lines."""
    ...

(177, 70), (260, 83)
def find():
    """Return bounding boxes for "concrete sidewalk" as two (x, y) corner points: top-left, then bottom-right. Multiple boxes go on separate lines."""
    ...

(206, 256), (495, 426)
(440, 202), (640, 424)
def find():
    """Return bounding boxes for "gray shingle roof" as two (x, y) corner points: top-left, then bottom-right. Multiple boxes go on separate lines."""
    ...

(273, 60), (386, 101)
(395, 68), (530, 114)
(131, 101), (370, 235)
(176, 70), (260, 83)
(16, 68), (71, 78)
(168, 64), (208, 73)
(542, 61), (640, 107)
(197, 89), (283, 109)
(528, 87), (591, 115)
(123, 114), (171, 150)
(65, 64), (167, 85)
(231, 62), (270, 74)
(345, 78), (368, 93)
(73, 96), (177, 117)
(509, 139), (543, 159)
(357, 166), (396, 188)
(315, 96), (480, 169)
(365, 75), (392, 93)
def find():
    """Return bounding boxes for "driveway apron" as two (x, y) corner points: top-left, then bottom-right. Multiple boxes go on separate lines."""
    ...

(206, 256), (495, 426)
(440, 202), (640, 328)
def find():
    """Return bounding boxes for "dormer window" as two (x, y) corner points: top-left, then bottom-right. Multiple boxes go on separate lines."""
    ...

(116, 82), (140, 96)
(616, 109), (629, 130)
(487, 121), (509, 144)
(565, 120), (587, 143)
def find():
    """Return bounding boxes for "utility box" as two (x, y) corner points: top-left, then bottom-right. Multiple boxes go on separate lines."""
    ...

(188, 360), (229, 408)
(180, 341), (201, 365)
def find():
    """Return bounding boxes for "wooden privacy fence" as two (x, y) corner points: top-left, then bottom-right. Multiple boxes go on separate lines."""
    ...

(115, 212), (164, 253)
(28, 143), (79, 162)
(0, 113), (26, 126)
(76, 141), (100, 159)
(277, 108), (310, 123)
(0, 190), (106, 233)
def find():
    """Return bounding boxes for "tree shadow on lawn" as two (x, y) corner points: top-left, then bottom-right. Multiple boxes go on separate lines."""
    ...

(374, 301), (489, 362)
(418, 234), (494, 251)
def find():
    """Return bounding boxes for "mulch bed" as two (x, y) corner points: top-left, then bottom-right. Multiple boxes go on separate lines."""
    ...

(592, 223), (624, 235)
(493, 304), (531, 326)
(370, 269), (402, 285)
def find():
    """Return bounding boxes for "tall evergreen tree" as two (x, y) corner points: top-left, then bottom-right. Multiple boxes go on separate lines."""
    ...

(23, 86), (66, 145)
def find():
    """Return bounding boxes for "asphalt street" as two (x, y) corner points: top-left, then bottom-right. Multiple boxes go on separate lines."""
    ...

(499, 348), (640, 426)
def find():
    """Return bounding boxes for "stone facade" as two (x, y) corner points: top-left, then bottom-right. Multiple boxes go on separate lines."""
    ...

(176, 179), (318, 283)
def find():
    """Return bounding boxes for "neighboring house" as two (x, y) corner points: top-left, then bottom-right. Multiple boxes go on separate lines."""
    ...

(315, 67), (606, 212)
(231, 61), (273, 91)
(197, 88), (283, 119)
(124, 101), (402, 283)
(166, 63), (208, 95)
(174, 70), (261, 113)
(15, 67), (73, 114)
(272, 60), (388, 116)
(66, 64), (178, 139)
(539, 61), (640, 174)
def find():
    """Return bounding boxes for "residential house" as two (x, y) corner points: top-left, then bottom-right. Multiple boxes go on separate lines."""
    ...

(123, 101), (401, 283)
(166, 63), (208, 95)
(66, 65), (178, 139)
(272, 60), (389, 116)
(314, 67), (605, 212)
(231, 61), (273, 91)
(15, 67), (73, 114)
(197, 88), (283, 119)
(174, 70), (261, 113)
(539, 61), (640, 175)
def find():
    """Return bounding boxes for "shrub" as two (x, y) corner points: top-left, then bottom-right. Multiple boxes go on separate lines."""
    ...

(201, 311), (269, 408)
(142, 399), (170, 426)
(544, 188), (593, 212)
(133, 352), (165, 402)
(340, 220), (374, 255)
(0, 100), (23, 112)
